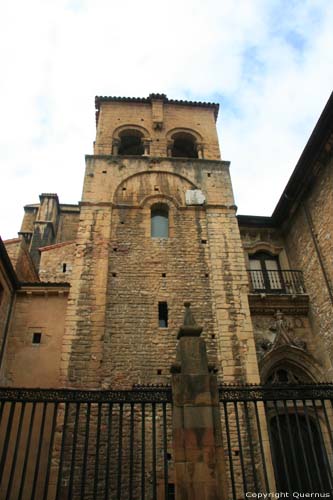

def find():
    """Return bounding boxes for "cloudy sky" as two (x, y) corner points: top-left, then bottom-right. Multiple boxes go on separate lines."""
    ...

(0, 0), (332, 239)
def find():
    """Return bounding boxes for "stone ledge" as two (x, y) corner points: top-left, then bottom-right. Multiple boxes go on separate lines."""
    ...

(248, 293), (309, 315)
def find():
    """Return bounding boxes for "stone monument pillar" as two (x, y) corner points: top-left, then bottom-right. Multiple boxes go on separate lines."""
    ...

(171, 303), (228, 500)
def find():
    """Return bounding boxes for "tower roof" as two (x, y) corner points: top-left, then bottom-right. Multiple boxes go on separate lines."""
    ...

(95, 93), (220, 123)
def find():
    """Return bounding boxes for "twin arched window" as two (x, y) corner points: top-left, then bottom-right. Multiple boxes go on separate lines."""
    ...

(151, 204), (169, 238)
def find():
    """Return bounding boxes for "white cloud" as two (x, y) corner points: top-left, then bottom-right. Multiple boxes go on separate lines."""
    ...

(0, 0), (332, 238)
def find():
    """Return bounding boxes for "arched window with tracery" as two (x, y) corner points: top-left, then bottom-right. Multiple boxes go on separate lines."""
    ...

(151, 203), (169, 238)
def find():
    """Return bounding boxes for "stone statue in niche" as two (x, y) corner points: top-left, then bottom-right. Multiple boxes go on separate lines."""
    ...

(269, 310), (307, 351)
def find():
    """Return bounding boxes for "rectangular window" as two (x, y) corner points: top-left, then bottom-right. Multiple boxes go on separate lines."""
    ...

(158, 302), (168, 328)
(32, 332), (42, 344)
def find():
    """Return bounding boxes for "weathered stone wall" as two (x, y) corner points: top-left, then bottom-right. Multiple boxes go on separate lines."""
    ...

(20, 205), (38, 234)
(4, 238), (39, 282)
(39, 241), (75, 282)
(2, 287), (69, 387)
(61, 155), (259, 388)
(284, 140), (333, 367)
(0, 261), (14, 367)
(55, 207), (80, 243)
(95, 100), (221, 159)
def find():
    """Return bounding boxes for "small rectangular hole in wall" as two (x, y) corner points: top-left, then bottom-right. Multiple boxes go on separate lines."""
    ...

(112, 272), (117, 277)
(207, 173), (211, 177)
(205, 273), (209, 278)
(62, 263), (67, 272)
(113, 248), (118, 252)
(122, 187), (126, 191)
(32, 332), (42, 344)
(120, 221), (125, 224)
(162, 273), (166, 278)
(201, 239), (207, 244)
(154, 186), (159, 191)
(158, 302), (168, 328)
(211, 334), (215, 339)
(157, 369), (162, 375)
(102, 170), (107, 174)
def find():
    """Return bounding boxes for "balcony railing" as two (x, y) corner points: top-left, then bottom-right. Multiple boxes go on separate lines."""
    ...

(248, 269), (306, 294)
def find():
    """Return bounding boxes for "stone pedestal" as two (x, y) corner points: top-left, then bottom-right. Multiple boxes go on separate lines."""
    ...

(171, 303), (227, 500)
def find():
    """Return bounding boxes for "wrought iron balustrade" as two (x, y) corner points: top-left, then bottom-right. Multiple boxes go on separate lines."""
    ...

(248, 269), (306, 294)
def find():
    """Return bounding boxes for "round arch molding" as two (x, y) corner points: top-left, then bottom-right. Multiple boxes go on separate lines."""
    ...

(112, 124), (151, 141)
(113, 170), (198, 206)
(166, 127), (203, 143)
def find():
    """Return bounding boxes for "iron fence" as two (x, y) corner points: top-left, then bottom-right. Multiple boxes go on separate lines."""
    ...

(0, 384), (333, 499)
(0, 387), (172, 500)
(248, 269), (306, 294)
(219, 384), (333, 499)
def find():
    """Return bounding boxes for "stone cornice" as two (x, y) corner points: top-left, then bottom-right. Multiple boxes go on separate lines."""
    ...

(248, 293), (309, 315)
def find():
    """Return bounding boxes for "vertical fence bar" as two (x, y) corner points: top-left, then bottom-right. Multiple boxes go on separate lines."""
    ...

(6, 402), (26, 499)
(302, 399), (324, 491)
(18, 402), (36, 500)
(81, 402), (91, 500)
(311, 399), (333, 491)
(234, 401), (247, 497)
(117, 403), (123, 499)
(31, 402), (47, 500)
(0, 401), (16, 483)
(223, 402), (237, 500)
(141, 403), (145, 500)
(272, 400), (292, 494)
(253, 401), (269, 492)
(93, 402), (102, 500)
(105, 402), (113, 500)
(243, 401), (258, 491)
(128, 403), (134, 500)
(0, 401), (5, 427)
(42, 402), (59, 500)
(322, 400), (333, 456)
(152, 403), (157, 500)
(68, 402), (80, 500)
(292, 400), (313, 491)
(282, 400), (301, 491)
(162, 403), (169, 500)
(55, 402), (69, 500)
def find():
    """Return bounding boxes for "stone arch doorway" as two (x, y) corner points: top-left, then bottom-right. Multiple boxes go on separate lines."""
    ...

(264, 363), (332, 493)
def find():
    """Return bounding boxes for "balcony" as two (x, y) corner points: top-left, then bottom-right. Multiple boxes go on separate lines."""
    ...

(248, 269), (306, 295)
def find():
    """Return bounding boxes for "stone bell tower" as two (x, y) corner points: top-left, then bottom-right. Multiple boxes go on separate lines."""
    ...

(60, 93), (259, 389)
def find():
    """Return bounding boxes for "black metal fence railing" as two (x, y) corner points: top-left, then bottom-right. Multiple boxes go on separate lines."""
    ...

(219, 384), (333, 499)
(0, 387), (172, 500)
(248, 269), (306, 294)
(0, 384), (333, 499)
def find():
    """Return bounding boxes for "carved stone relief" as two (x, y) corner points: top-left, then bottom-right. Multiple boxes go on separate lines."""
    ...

(253, 310), (307, 360)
